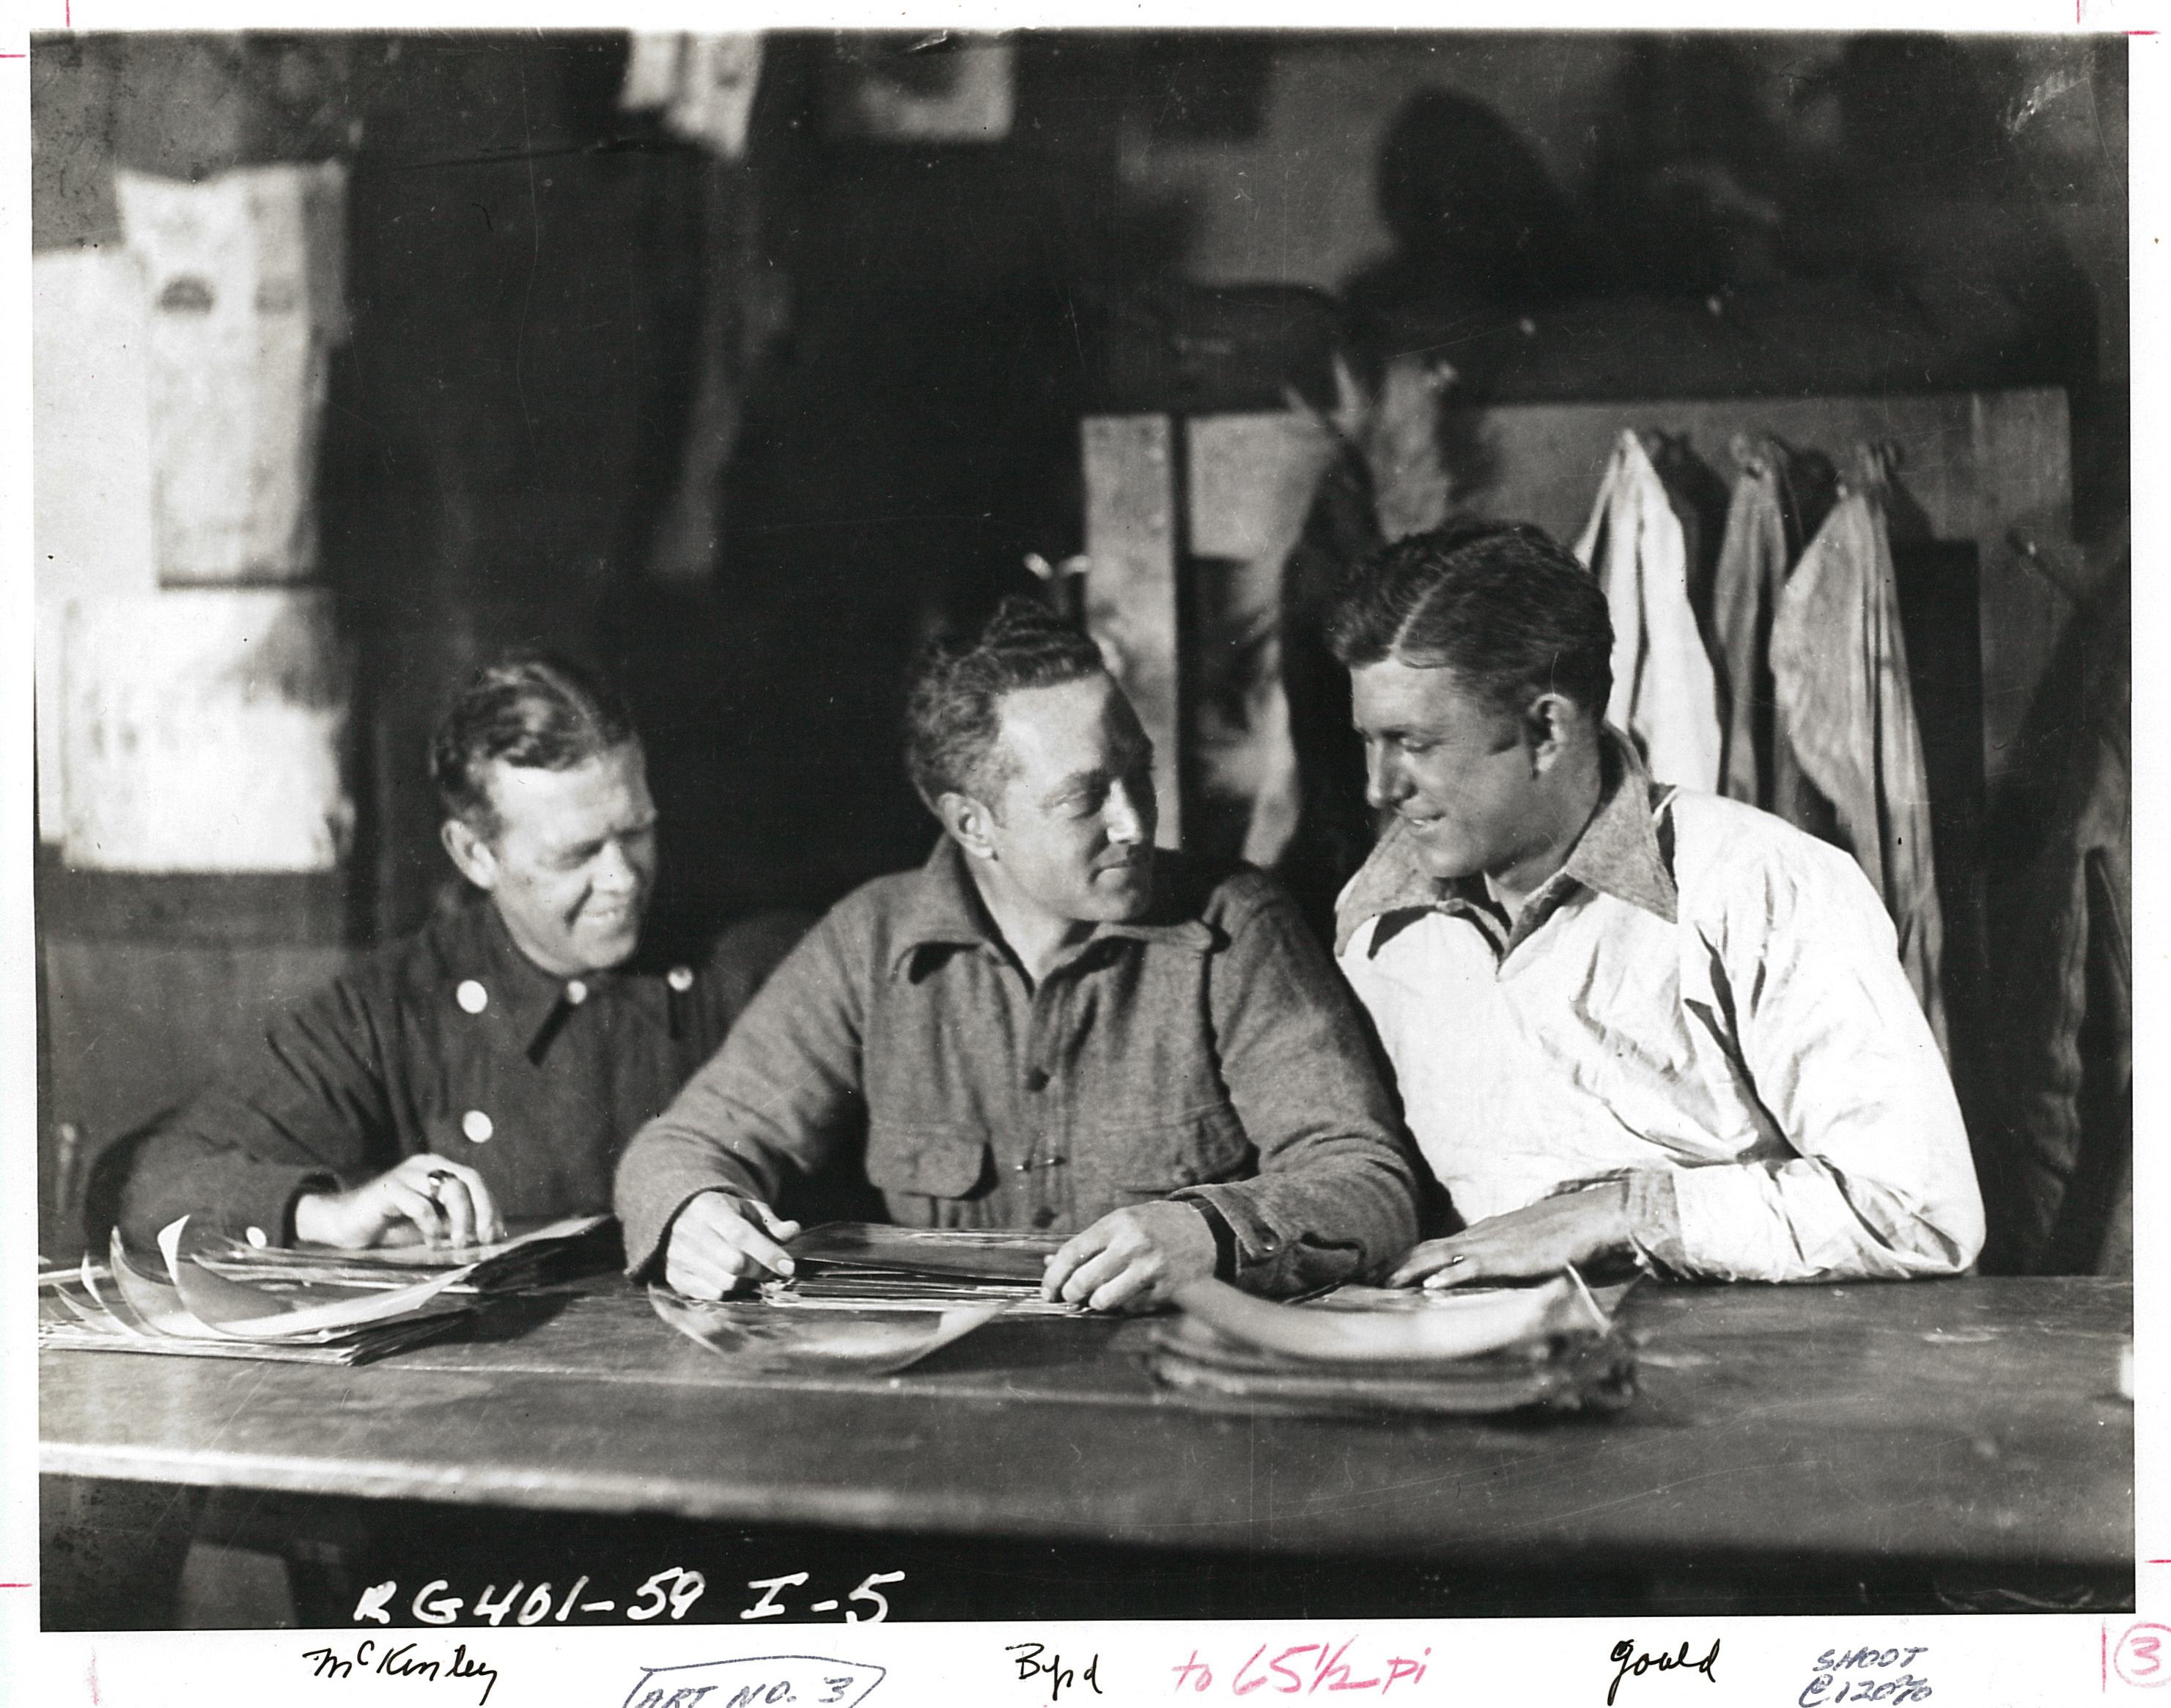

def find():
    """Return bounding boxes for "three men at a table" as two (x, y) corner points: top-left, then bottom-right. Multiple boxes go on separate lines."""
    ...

(125, 518), (1984, 1302)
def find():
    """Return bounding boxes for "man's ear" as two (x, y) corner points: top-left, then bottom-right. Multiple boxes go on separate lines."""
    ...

(441, 817), (501, 891)
(1522, 692), (1587, 776)
(938, 790), (999, 861)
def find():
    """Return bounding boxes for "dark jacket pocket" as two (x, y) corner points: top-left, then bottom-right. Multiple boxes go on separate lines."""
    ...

(864, 1123), (995, 1201)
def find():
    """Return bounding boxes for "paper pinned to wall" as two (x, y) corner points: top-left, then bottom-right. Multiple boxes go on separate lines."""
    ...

(34, 245), (160, 843)
(60, 589), (353, 873)
(115, 162), (346, 585)
(622, 34), (764, 158)
(826, 38), (1014, 144)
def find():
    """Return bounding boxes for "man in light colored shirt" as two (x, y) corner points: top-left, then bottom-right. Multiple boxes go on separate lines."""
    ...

(1327, 518), (1984, 1284)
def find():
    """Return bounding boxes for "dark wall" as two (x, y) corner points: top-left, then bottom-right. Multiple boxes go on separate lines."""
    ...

(32, 29), (2128, 935)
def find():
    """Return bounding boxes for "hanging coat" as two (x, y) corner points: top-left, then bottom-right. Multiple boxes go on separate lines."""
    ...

(1986, 564), (2130, 1276)
(1711, 433), (1835, 813)
(1574, 430), (1723, 791)
(1766, 449), (1947, 1051)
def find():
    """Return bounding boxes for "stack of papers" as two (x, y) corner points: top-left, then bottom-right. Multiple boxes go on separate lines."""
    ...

(759, 1221), (1077, 1317)
(37, 1218), (500, 1366)
(652, 1223), (1089, 1374)
(784, 1222), (1066, 1282)
(191, 1214), (615, 1292)
(1149, 1272), (1638, 1418)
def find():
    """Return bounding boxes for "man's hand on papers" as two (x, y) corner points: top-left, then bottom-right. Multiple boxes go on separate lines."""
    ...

(1387, 1180), (1632, 1287)
(1042, 1201), (1217, 1313)
(662, 1190), (803, 1298)
(292, 1154), (506, 1251)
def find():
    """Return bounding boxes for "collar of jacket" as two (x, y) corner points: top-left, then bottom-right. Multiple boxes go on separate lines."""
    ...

(1334, 725), (1680, 959)
(888, 836), (1214, 979)
(449, 894), (673, 1054)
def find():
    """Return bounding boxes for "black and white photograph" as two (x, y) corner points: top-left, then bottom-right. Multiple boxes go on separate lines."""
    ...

(15, 10), (2147, 1697)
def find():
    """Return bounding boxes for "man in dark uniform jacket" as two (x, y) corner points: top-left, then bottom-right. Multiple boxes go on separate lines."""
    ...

(119, 653), (806, 1252)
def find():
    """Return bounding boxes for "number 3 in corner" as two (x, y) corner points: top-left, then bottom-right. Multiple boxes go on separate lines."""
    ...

(2114, 1623), (2171, 1690)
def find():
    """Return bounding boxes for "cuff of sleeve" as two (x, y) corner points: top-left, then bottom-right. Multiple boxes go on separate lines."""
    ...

(1189, 1198), (1239, 1283)
(1172, 1185), (1354, 1295)
(1624, 1169), (1689, 1276)
(192, 1164), (338, 1251)
(282, 1171), (339, 1246)
(622, 1177), (756, 1280)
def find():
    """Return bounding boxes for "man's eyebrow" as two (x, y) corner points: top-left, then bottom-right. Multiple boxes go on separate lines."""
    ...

(1039, 764), (1113, 803)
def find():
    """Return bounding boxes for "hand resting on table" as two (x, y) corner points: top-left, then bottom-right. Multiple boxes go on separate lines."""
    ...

(1387, 1179), (1632, 1287)
(292, 1153), (506, 1251)
(661, 1189), (803, 1298)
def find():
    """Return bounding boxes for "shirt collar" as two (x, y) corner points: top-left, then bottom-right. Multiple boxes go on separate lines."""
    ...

(889, 836), (1212, 977)
(459, 894), (674, 1052)
(1334, 725), (1678, 959)
(1560, 730), (1680, 925)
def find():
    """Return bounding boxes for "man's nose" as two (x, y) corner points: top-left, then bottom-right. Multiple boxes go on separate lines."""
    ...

(1365, 744), (1409, 810)
(592, 839), (641, 895)
(1105, 779), (1151, 845)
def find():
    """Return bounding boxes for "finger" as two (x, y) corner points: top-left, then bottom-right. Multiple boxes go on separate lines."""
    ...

(435, 1163), (506, 1245)
(1386, 1243), (1464, 1288)
(1056, 1241), (1135, 1306)
(665, 1254), (729, 1301)
(430, 1176), (478, 1249)
(685, 1200), (795, 1281)
(1421, 1251), (1496, 1289)
(666, 1222), (761, 1298)
(1041, 1227), (1108, 1301)
(1086, 1259), (1157, 1314)
(743, 1202), (803, 1249)
(724, 1225), (796, 1281)
(382, 1183), (448, 1248)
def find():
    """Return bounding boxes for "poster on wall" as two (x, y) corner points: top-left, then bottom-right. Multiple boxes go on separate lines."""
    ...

(824, 35), (1014, 144)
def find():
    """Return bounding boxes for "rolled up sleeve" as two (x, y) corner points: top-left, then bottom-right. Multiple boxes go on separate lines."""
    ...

(614, 907), (868, 1276)
(1176, 883), (1421, 1293)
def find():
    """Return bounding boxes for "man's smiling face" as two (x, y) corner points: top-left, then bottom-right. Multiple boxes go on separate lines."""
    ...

(974, 672), (1159, 934)
(1349, 657), (1553, 886)
(461, 741), (658, 976)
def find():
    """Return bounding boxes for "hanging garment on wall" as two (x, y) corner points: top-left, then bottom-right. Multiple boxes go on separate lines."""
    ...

(1986, 564), (2130, 1276)
(621, 34), (764, 158)
(1711, 434), (1837, 812)
(115, 163), (345, 585)
(1766, 448), (1947, 1050)
(1574, 430), (1722, 791)
(1357, 352), (1456, 543)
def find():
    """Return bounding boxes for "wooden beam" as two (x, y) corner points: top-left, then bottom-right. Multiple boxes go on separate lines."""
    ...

(1081, 414), (1183, 848)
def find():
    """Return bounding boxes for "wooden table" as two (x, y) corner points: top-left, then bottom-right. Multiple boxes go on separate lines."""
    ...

(40, 1276), (2134, 1624)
